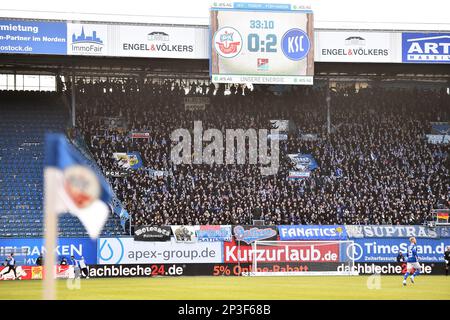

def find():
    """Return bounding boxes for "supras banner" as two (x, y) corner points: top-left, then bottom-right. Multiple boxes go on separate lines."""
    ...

(97, 237), (222, 264)
(315, 31), (401, 63)
(279, 225), (347, 240)
(0, 19), (66, 55)
(134, 226), (171, 242)
(345, 225), (445, 239)
(402, 33), (450, 64)
(0, 238), (97, 264)
(347, 238), (449, 263)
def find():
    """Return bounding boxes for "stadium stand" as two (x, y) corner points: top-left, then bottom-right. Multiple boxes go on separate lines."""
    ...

(0, 90), (123, 237)
(0, 80), (448, 237)
(73, 79), (450, 229)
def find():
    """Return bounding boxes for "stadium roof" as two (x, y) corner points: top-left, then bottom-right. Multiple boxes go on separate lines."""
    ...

(1, 0), (450, 32)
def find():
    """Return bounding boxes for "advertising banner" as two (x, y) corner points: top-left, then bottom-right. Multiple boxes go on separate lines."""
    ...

(85, 262), (447, 277)
(0, 238), (97, 265)
(315, 31), (401, 63)
(134, 226), (172, 242)
(97, 237), (223, 264)
(0, 266), (35, 280)
(402, 33), (450, 64)
(338, 262), (444, 275)
(0, 265), (74, 281)
(278, 225), (347, 241)
(171, 226), (197, 243)
(196, 225), (233, 242)
(345, 225), (442, 239)
(0, 19), (67, 55)
(223, 240), (340, 263)
(210, 3), (314, 85)
(232, 225), (278, 244)
(87, 263), (185, 278)
(117, 25), (207, 59)
(67, 23), (107, 56)
(347, 238), (449, 263)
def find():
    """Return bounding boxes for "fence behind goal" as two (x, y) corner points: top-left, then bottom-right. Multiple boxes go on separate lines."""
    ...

(243, 240), (358, 276)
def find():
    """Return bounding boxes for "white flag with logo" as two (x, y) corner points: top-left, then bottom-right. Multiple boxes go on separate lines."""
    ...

(44, 134), (112, 239)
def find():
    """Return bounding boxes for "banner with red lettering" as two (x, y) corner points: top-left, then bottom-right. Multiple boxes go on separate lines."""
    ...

(223, 241), (340, 264)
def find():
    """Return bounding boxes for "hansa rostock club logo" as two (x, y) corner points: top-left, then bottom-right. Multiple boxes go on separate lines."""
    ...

(214, 27), (242, 58)
(63, 165), (101, 209)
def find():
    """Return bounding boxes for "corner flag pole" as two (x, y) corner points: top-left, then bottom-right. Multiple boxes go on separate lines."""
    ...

(43, 176), (57, 300)
(42, 133), (112, 299)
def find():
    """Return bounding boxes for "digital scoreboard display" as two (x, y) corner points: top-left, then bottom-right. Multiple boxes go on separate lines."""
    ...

(210, 2), (314, 85)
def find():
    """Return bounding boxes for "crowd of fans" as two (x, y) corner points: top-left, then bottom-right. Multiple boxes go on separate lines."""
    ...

(73, 78), (450, 227)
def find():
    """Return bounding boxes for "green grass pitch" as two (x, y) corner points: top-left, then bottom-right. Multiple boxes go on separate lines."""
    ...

(1, 276), (449, 300)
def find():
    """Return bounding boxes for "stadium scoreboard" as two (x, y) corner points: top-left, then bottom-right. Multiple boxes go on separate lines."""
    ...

(210, 2), (314, 85)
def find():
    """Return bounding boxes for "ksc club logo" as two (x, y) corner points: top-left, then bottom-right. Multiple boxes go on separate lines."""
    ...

(281, 28), (310, 61)
(214, 27), (242, 58)
(63, 165), (100, 209)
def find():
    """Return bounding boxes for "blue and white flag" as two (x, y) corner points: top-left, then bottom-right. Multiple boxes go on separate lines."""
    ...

(44, 133), (112, 239)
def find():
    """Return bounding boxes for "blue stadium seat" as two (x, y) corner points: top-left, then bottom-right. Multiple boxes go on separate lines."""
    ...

(0, 92), (125, 238)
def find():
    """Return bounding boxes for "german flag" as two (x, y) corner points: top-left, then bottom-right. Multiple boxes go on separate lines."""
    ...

(437, 212), (449, 222)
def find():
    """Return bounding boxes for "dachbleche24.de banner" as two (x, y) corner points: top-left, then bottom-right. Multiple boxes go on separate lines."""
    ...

(84, 262), (448, 278)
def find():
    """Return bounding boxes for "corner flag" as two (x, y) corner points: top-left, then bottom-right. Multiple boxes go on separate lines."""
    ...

(44, 133), (112, 238)
(43, 133), (112, 299)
